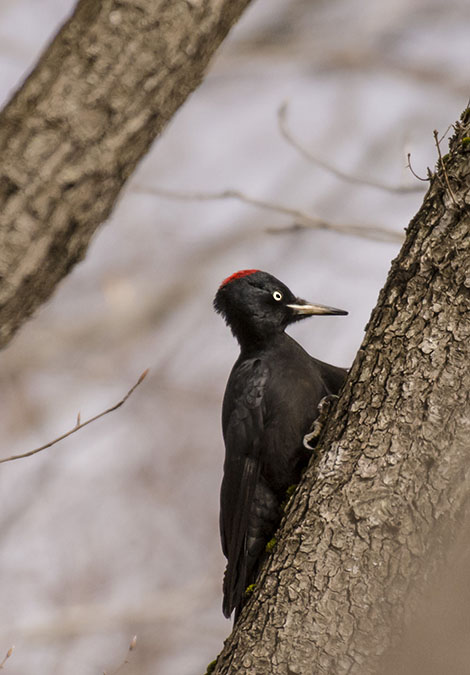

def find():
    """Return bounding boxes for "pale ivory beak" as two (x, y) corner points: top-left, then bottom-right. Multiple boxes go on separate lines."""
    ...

(287, 299), (348, 316)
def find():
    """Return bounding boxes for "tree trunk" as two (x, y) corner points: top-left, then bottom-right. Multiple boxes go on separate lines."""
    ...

(0, 0), (253, 349)
(213, 113), (470, 673)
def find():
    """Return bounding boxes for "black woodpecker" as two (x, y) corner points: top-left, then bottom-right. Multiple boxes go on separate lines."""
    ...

(214, 269), (348, 621)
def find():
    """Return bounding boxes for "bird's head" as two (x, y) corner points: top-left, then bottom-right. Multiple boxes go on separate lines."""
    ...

(214, 269), (347, 348)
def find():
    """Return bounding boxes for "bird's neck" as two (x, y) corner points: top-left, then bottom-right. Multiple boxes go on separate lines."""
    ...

(235, 326), (287, 356)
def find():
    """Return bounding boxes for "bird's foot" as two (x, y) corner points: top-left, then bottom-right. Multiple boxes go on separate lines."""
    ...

(303, 394), (339, 450)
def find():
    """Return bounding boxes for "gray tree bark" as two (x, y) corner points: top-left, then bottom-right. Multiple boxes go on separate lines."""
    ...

(0, 0), (253, 349)
(213, 114), (470, 673)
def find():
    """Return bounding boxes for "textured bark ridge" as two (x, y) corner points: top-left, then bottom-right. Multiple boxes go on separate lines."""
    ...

(0, 0), (252, 348)
(214, 116), (470, 673)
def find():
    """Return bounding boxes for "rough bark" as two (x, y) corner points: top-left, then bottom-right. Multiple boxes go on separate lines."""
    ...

(0, 0), (253, 349)
(213, 114), (470, 673)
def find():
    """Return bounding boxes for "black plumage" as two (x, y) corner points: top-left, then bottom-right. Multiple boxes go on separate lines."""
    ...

(214, 269), (348, 620)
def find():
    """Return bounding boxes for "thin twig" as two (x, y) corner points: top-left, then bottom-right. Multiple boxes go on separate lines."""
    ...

(433, 129), (458, 207)
(278, 102), (424, 194)
(265, 221), (401, 242)
(104, 636), (137, 675)
(438, 124), (453, 146)
(406, 153), (430, 182)
(0, 371), (149, 465)
(0, 646), (14, 669)
(133, 184), (404, 244)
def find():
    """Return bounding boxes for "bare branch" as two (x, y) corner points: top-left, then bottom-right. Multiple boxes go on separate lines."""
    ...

(133, 185), (404, 244)
(11, 580), (210, 641)
(0, 371), (149, 465)
(278, 102), (425, 194)
(104, 636), (137, 675)
(406, 153), (431, 182)
(0, 646), (14, 669)
(437, 124), (453, 145)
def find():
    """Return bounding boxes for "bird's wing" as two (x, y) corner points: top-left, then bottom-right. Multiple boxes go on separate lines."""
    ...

(220, 357), (269, 618)
(311, 355), (348, 395)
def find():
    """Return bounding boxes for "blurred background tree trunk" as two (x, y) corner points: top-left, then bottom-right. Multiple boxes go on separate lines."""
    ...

(214, 114), (470, 674)
(0, 0), (252, 349)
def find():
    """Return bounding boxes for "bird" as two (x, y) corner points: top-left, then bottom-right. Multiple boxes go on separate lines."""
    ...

(213, 269), (348, 621)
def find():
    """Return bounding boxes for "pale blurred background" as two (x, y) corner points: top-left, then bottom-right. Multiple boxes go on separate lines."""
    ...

(0, 0), (468, 673)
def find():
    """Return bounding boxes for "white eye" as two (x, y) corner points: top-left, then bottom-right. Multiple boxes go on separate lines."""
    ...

(272, 290), (283, 302)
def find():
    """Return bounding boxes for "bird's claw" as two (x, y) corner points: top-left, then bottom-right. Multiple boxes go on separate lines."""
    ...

(303, 394), (339, 450)
(303, 428), (320, 450)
